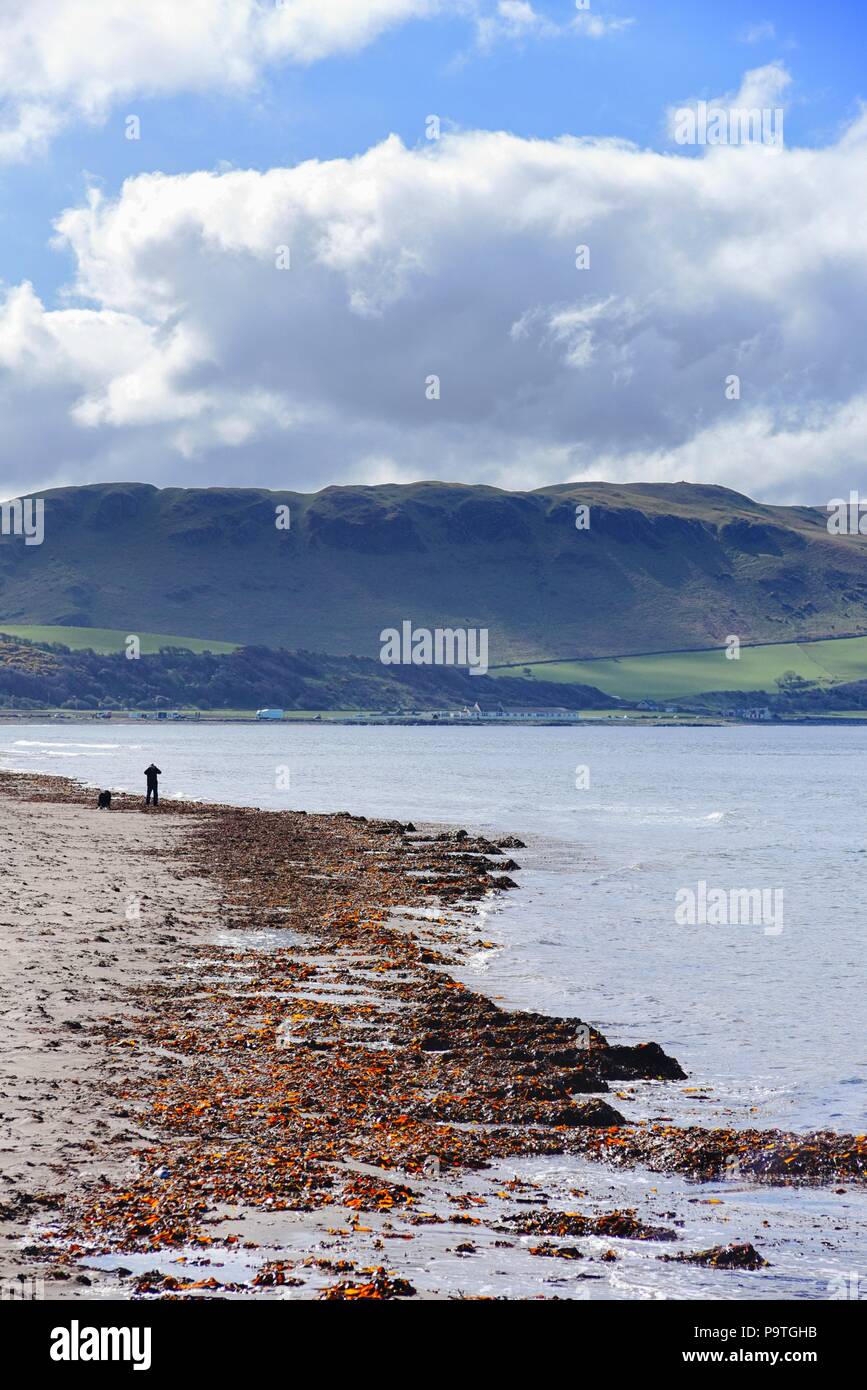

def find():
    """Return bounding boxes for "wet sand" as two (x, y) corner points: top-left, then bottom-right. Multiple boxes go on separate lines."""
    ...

(0, 781), (219, 1295)
(0, 771), (863, 1300)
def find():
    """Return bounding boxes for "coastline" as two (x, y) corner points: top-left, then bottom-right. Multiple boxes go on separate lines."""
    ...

(1, 770), (863, 1300)
(2, 711), (866, 728)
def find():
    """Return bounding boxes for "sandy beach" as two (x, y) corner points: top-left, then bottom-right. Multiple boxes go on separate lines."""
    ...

(0, 781), (220, 1295)
(0, 771), (863, 1300)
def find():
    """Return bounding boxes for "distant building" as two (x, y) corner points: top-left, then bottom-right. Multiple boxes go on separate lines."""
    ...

(721, 706), (772, 721)
(453, 707), (579, 721)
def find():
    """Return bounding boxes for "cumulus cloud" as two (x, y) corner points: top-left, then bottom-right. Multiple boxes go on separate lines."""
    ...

(731, 61), (792, 112)
(0, 0), (450, 160)
(2, 93), (867, 502)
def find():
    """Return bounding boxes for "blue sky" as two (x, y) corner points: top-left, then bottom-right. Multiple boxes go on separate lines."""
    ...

(0, 0), (865, 501)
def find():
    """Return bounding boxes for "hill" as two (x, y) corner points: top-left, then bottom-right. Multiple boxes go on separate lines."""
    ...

(0, 636), (619, 713)
(2, 481), (867, 666)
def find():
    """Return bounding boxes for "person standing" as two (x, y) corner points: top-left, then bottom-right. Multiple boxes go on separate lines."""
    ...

(144, 763), (162, 806)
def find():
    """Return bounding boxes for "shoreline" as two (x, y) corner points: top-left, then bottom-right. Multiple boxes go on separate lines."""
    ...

(3, 712), (867, 731)
(3, 709), (867, 729)
(1, 770), (863, 1300)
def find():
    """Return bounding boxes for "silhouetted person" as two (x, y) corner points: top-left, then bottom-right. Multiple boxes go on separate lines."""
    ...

(144, 763), (161, 806)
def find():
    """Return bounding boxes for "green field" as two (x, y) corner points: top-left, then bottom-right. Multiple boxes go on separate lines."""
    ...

(0, 625), (237, 655)
(492, 636), (867, 701)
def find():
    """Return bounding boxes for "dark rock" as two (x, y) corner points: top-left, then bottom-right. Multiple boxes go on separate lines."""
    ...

(661, 1242), (769, 1270)
(543, 1099), (626, 1128)
(529, 1243), (584, 1260)
(595, 1041), (686, 1081)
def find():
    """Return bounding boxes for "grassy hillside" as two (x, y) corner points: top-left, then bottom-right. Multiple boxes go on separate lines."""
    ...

(0, 625), (236, 655)
(0, 636), (620, 713)
(494, 636), (867, 701)
(2, 481), (867, 665)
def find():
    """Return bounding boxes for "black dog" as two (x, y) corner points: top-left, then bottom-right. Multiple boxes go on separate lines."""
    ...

(97, 790), (112, 810)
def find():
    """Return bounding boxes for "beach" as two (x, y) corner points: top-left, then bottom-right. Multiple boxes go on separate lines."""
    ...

(0, 769), (864, 1300)
(0, 779), (220, 1295)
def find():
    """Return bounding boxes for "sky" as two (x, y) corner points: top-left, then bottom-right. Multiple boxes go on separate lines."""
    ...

(0, 0), (865, 504)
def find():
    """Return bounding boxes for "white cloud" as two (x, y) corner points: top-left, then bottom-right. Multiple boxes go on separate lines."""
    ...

(0, 0), (448, 161)
(2, 88), (867, 502)
(738, 21), (776, 44)
(476, 0), (632, 49)
(586, 394), (867, 505)
(477, 1), (558, 49)
(0, 1), (636, 158)
(666, 62), (793, 145)
(732, 61), (792, 111)
(571, 8), (635, 39)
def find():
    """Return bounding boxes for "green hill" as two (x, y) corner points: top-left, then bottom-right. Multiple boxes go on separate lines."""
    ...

(2, 481), (867, 668)
(0, 636), (619, 714)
